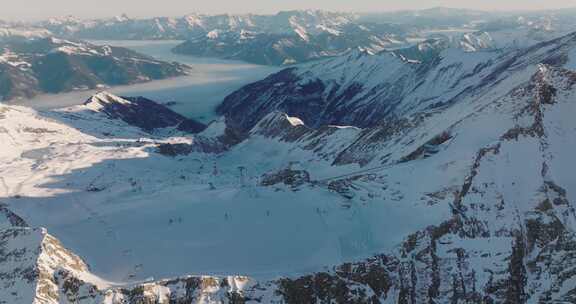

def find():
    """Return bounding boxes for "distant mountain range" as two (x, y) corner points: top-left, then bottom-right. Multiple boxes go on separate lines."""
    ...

(0, 36), (189, 101)
(2, 8), (570, 65)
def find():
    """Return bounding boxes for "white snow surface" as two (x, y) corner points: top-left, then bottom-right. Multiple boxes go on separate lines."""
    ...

(0, 101), (451, 282)
(4, 61), (575, 286)
(2, 31), (576, 302)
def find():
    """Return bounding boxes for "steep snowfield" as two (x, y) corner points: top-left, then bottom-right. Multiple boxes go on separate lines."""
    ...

(0, 198), (260, 303)
(218, 31), (576, 133)
(217, 40), (502, 131)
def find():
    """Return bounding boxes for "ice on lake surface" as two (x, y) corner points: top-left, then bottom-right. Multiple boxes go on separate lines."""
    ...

(12, 40), (279, 124)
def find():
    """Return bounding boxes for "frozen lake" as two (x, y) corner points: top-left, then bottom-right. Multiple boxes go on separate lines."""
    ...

(13, 40), (279, 123)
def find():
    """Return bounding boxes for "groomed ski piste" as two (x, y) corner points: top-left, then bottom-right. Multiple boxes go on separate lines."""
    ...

(0, 97), (450, 283)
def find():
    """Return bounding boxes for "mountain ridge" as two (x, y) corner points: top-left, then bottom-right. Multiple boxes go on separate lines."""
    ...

(0, 36), (190, 101)
(2, 14), (576, 304)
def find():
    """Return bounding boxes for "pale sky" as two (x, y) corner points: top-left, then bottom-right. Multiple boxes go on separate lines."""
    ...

(2, 0), (576, 21)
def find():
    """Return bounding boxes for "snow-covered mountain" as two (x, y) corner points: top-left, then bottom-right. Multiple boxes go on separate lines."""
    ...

(6, 8), (576, 66)
(83, 92), (206, 133)
(39, 10), (361, 40)
(363, 7), (576, 55)
(217, 38), (498, 130)
(29, 10), (410, 65)
(2, 22), (576, 304)
(0, 36), (190, 101)
(171, 22), (406, 66)
(218, 31), (576, 132)
(170, 11), (410, 65)
(0, 27), (52, 39)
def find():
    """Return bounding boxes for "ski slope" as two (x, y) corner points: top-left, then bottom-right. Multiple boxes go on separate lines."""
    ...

(0, 102), (449, 283)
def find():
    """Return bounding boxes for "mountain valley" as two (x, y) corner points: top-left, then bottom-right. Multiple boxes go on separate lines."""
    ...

(1, 6), (576, 304)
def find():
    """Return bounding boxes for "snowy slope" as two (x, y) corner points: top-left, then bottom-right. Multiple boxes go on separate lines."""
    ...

(2, 64), (576, 303)
(171, 21), (407, 66)
(218, 31), (576, 133)
(217, 40), (499, 130)
(0, 99), (448, 283)
(84, 92), (206, 133)
(2, 29), (576, 303)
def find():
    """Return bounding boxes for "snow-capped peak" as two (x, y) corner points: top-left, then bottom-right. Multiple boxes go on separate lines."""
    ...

(81, 92), (206, 133)
(84, 91), (132, 111)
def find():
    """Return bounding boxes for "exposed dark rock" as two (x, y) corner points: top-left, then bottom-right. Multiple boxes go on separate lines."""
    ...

(156, 143), (194, 157)
(0, 203), (28, 228)
(400, 131), (452, 163)
(327, 178), (361, 199)
(84, 93), (206, 133)
(261, 169), (311, 188)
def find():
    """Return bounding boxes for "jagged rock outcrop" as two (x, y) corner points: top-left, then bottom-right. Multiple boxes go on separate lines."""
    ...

(0, 212), (93, 304)
(0, 205), (257, 304)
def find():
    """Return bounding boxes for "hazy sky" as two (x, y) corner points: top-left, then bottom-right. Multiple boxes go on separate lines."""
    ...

(2, 0), (576, 21)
